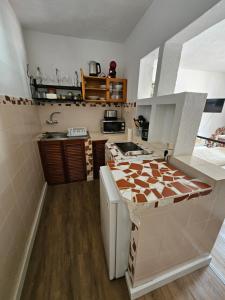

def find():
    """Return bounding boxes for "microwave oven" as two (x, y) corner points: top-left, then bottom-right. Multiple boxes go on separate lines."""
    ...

(101, 119), (125, 134)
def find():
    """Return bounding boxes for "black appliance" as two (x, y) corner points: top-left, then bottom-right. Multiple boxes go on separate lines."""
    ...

(134, 115), (149, 141)
(204, 99), (224, 113)
(115, 142), (143, 154)
(141, 122), (149, 141)
(101, 119), (125, 134)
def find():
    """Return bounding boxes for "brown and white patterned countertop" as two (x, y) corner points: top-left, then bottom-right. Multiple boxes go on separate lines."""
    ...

(108, 159), (212, 208)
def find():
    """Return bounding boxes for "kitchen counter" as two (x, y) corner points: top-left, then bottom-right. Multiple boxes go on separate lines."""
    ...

(105, 157), (225, 298)
(40, 132), (90, 141)
(37, 131), (127, 142)
(108, 159), (212, 208)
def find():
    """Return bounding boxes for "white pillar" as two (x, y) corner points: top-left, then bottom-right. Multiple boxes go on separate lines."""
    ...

(154, 42), (183, 96)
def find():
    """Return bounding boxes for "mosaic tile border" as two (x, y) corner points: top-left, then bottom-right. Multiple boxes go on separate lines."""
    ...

(35, 101), (136, 108)
(128, 222), (139, 285)
(0, 95), (34, 105)
(0, 95), (136, 108)
(123, 102), (136, 108)
(85, 139), (93, 181)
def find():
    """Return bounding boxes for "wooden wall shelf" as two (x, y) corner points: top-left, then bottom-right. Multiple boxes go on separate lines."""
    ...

(80, 69), (127, 103)
(85, 88), (107, 91)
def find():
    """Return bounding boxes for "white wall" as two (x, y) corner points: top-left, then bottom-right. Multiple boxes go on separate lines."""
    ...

(24, 30), (125, 83)
(137, 92), (207, 156)
(175, 68), (225, 97)
(175, 68), (225, 137)
(154, 42), (183, 96)
(138, 48), (159, 99)
(124, 0), (221, 100)
(0, 0), (30, 98)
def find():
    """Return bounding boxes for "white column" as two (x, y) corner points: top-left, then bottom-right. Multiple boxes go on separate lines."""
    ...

(154, 42), (183, 96)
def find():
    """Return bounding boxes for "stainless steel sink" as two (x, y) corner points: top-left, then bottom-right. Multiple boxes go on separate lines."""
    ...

(42, 132), (68, 139)
(41, 131), (89, 140)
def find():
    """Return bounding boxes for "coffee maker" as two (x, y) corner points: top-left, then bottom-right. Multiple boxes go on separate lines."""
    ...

(134, 115), (149, 141)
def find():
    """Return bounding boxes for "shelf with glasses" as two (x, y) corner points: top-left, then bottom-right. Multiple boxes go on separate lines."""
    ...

(85, 87), (108, 91)
(30, 80), (83, 103)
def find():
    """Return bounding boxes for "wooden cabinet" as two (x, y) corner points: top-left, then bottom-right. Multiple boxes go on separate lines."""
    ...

(81, 69), (127, 103)
(92, 140), (107, 179)
(38, 141), (65, 185)
(106, 78), (127, 102)
(63, 140), (86, 182)
(38, 139), (86, 185)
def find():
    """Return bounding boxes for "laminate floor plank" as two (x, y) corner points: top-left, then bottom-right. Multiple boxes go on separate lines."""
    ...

(21, 180), (225, 300)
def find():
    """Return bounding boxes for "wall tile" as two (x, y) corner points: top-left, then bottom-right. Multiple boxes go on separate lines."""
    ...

(0, 95), (44, 300)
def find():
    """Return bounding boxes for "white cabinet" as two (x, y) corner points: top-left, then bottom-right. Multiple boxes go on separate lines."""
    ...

(100, 166), (131, 279)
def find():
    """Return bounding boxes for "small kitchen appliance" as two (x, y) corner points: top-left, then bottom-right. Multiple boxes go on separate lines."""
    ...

(108, 60), (117, 78)
(101, 119), (125, 134)
(134, 115), (149, 141)
(104, 110), (117, 120)
(141, 122), (149, 141)
(89, 61), (101, 76)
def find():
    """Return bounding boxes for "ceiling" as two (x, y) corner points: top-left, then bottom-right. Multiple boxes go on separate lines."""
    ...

(10, 0), (153, 43)
(181, 18), (225, 73)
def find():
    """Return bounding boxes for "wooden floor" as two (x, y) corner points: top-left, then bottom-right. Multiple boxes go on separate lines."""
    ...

(21, 180), (225, 300)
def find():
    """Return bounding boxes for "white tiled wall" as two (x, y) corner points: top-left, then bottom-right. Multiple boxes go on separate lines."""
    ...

(0, 98), (44, 299)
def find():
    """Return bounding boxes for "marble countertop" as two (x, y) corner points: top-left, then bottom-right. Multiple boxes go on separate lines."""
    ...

(108, 159), (212, 208)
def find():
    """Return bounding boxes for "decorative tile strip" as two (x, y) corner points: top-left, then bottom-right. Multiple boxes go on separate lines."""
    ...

(35, 101), (123, 108)
(35, 100), (136, 108)
(0, 95), (136, 108)
(0, 95), (34, 105)
(123, 102), (136, 108)
(85, 139), (93, 181)
(128, 222), (139, 285)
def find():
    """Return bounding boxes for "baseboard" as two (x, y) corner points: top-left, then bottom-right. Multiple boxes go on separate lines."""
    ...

(125, 255), (212, 300)
(14, 182), (48, 300)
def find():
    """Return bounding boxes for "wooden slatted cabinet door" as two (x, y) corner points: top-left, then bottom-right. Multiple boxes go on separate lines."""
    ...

(63, 140), (87, 182)
(38, 141), (66, 185)
(92, 140), (107, 179)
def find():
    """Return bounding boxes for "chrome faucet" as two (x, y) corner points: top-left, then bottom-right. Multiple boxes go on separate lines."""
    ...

(46, 112), (61, 125)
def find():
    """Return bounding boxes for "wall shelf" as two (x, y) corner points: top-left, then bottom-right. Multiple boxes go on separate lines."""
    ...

(32, 83), (82, 91)
(80, 69), (127, 103)
(85, 87), (107, 91)
(33, 98), (82, 103)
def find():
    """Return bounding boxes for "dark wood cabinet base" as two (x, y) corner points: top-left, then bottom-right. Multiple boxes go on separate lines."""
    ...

(92, 140), (107, 179)
(38, 139), (87, 185)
